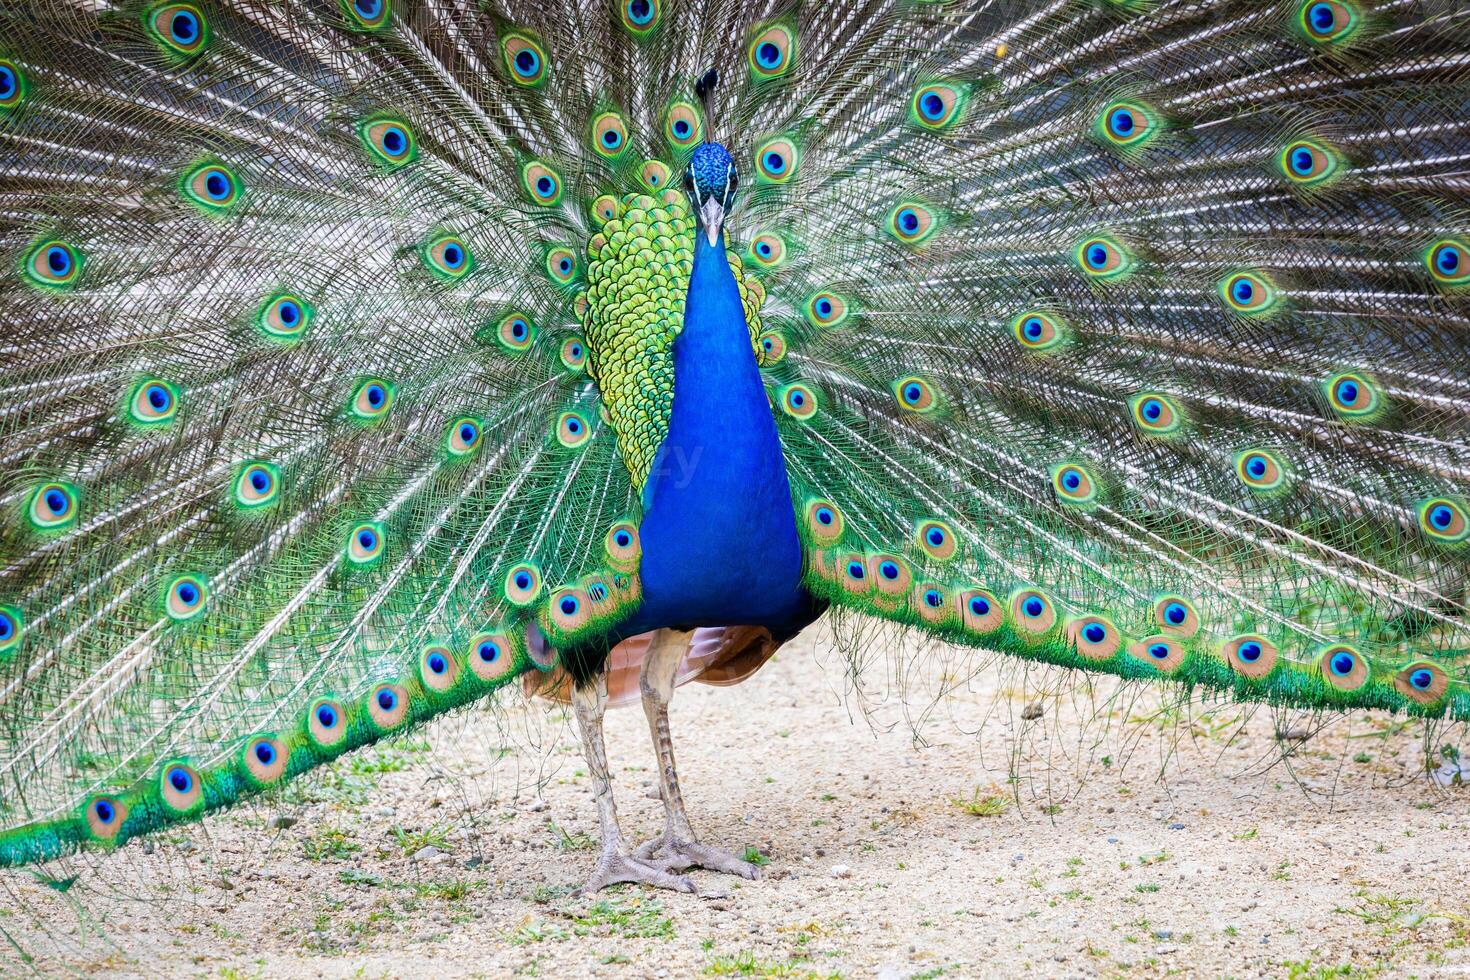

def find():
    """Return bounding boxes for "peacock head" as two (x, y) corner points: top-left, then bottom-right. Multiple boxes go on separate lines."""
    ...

(684, 142), (738, 247)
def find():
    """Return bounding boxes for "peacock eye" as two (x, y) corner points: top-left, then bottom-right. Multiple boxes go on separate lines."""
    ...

(1130, 391), (1184, 435)
(350, 378), (395, 420)
(1280, 139), (1340, 186)
(1098, 102), (1157, 150)
(1427, 239), (1469, 287)
(360, 118), (416, 168)
(1419, 498), (1468, 543)
(780, 383), (818, 420)
(640, 160), (671, 192)
(503, 33), (547, 86)
(665, 102), (701, 146)
(0, 59), (26, 111)
(1220, 271), (1279, 314)
(146, 2), (210, 57)
(423, 234), (472, 280)
(1012, 310), (1065, 351)
(892, 375), (938, 414)
(804, 290), (849, 328)
(1298, 0), (1360, 45)
(1051, 463), (1098, 505)
(1323, 371), (1380, 418)
(755, 137), (798, 184)
(28, 482), (79, 530)
(749, 232), (786, 267)
(257, 292), (312, 341)
(182, 161), (241, 212)
(557, 411), (591, 448)
(1075, 236), (1133, 280)
(24, 240), (84, 290)
(546, 247), (578, 284)
(165, 574), (209, 620)
(911, 82), (965, 130)
(747, 22), (795, 80)
(886, 202), (937, 245)
(1235, 449), (1287, 491)
(234, 461), (280, 508)
(620, 0), (660, 33)
(347, 522), (386, 565)
(560, 336), (587, 370)
(591, 111), (629, 159)
(446, 416), (482, 456)
(128, 378), (180, 425)
(522, 161), (562, 206)
(341, 0), (389, 30)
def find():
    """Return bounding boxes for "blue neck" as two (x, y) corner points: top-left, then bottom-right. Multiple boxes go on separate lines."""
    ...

(616, 231), (808, 636)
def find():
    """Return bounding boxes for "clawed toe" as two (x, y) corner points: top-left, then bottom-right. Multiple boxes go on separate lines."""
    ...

(578, 851), (697, 896)
(635, 836), (762, 880)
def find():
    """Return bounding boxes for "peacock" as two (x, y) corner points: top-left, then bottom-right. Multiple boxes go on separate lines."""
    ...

(0, 0), (1467, 902)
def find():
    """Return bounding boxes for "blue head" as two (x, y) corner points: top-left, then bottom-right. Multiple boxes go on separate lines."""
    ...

(684, 143), (738, 246)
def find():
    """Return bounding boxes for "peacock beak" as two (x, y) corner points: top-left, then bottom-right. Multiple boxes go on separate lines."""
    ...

(699, 195), (725, 247)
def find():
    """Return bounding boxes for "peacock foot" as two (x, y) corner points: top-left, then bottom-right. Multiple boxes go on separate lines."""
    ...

(633, 835), (762, 880)
(578, 850), (697, 896)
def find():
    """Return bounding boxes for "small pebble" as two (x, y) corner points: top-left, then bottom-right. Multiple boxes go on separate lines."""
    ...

(270, 815), (298, 831)
(830, 864), (852, 879)
(411, 845), (442, 861)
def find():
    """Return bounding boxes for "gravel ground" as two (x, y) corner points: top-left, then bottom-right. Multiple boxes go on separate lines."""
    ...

(6, 621), (1469, 978)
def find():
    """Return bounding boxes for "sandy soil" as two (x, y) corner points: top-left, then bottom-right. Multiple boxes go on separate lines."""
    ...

(5, 621), (1469, 979)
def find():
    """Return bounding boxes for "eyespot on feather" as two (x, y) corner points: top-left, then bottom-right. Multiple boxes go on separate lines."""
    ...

(1319, 644), (1368, 691)
(422, 234), (472, 280)
(144, 3), (210, 58)
(468, 630), (517, 683)
(23, 240), (84, 290)
(910, 81), (966, 130)
(341, 0), (391, 31)
(306, 698), (348, 748)
(556, 411), (591, 448)
(349, 378), (395, 421)
(1075, 236), (1134, 281)
(893, 376), (939, 414)
(1279, 138), (1341, 187)
(83, 795), (129, 841)
(233, 461), (280, 509)
(748, 232), (787, 268)
(502, 31), (548, 87)
(804, 291), (849, 328)
(1096, 101), (1160, 151)
(445, 417), (481, 457)
(240, 735), (289, 786)
(1223, 634), (1278, 680)
(127, 378), (179, 426)
(754, 137), (798, 184)
(1010, 590), (1057, 635)
(1129, 392), (1184, 436)
(158, 762), (204, 814)
(359, 117), (416, 168)
(886, 203), (938, 245)
(256, 292), (313, 341)
(1128, 635), (1186, 673)
(522, 161), (563, 206)
(779, 383), (817, 420)
(1395, 662), (1448, 704)
(0, 59), (29, 112)
(1235, 449), (1287, 492)
(639, 159), (671, 192)
(1068, 615), (1122, 661)
(758, 330), (786, 364)
(504, 563), (542, 606)
(164, 574), (209, 621)
(804, 499), (845, 544)
(1219, 271), (1280, 315)
(590, 112), (629, 159)
(0, 604), (22, 659)
(1419, 498), (1468, 544)
(366, 682), (409, 731)
(747, 22), (795, 80)
(546, 247), (579, 284)
(419, 644), (460, 693)
(1153, 595), (1200, 638)
(560, 336), (587, 371)
(870, 554), (913, 597)
(1051, 463), (1099, 506)
(181, 160), (241, 212)
(604, 521), (642, 570)
(346, 522), (385, 566)
(959, 589), (1004, 635)
(1012, 311), (1065, 352)
(1322, 372), (1381, 420)
(1297, 0), (1361, 46)
(1426, 239), (1470, 288)
(664, 102), (701, 147)
(28, 482), (79, 531)
(912, 583), (952, 626)
(915, 519), (959, 561)
(619, 0), (661, 35)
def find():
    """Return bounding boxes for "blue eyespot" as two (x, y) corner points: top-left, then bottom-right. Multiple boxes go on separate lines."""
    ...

(601, 129), (621, 148)
(815, 507), (834, 526)
(478, 641), (499, 662)
(355, 0), (382, 16)
(763, 151), (786, 174)
(0, 67), (14, 101)
(790, 390), (806, 408)
(897, 208), (920, 233)
(1409, 668), (1433, 690)
(515, 572), (531, 589)
(920, 92), (945, 121)
(0, 615), (11, 642)
(815, 298), (832, 317)
(1330, 651), (1355, 676)
(382, 127), (405, 155)
(560, 595), (580, 615)
(95, 799), (116, 823)
(316, 704), (337, 727)
(176, 581), (199, 605)
(1083, 623), (1106, 644)
(1108, 107), (1135, 138)
(1062, 471), (1081, 491)
(514, 49), (539, 78)
(924, 589), (943, 608)
(1232, 278), (1254, 304)
(1024, 598), (1044, 617)
(357, 528), (377, 551)
(427, 652), (448, 674)
(1141, 398), (1163, 421)
(1290, 147), (1314, 175)
(459, 423), (478, 445)
(926, 527), (944, 547)
(1148, 643), (1171, 660)
(589, 582), (607, 602)
(254, 742), (276, 765)
(1246, 455), (1268, 478)
(902, 383), (923, 404)
(1437, 244), (1462, 276)
(277, 300), (300, 326)
(614, 530), (632, 547)
(170, 9), (199, 43)
(1237, 641), (1263, 662)
(1308, 1), (1333, 31)
(1428, 504), (1454, 530)
(1086, 244), (1108, 269)
(846, 560), (865, 580)
(969, 596), (990, 616)
(366, 384), (385, 407)
(146, 384), (171, 412)
(203, 169), (232, 201)
(1164, 602), (1187, 625)
(168, 766), (192, 793)
(45, 489), (68, 514)
(46, 246), (72, 277)
(879, 560), (899, 580)
(559, 257), (572, 273)
(566, 417), (582, 434)
(442, 243), (464, 269)
(376, 688), (397, 711)
(756, 41), (782, 69)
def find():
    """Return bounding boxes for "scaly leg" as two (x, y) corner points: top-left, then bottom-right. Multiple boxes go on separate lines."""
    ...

(571, 673), (695, 894)
(633, 628), (762, 880)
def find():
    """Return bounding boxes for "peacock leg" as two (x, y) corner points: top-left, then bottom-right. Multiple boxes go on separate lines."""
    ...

(571, 673), (696, 895)
(633, 629), (763, 880)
